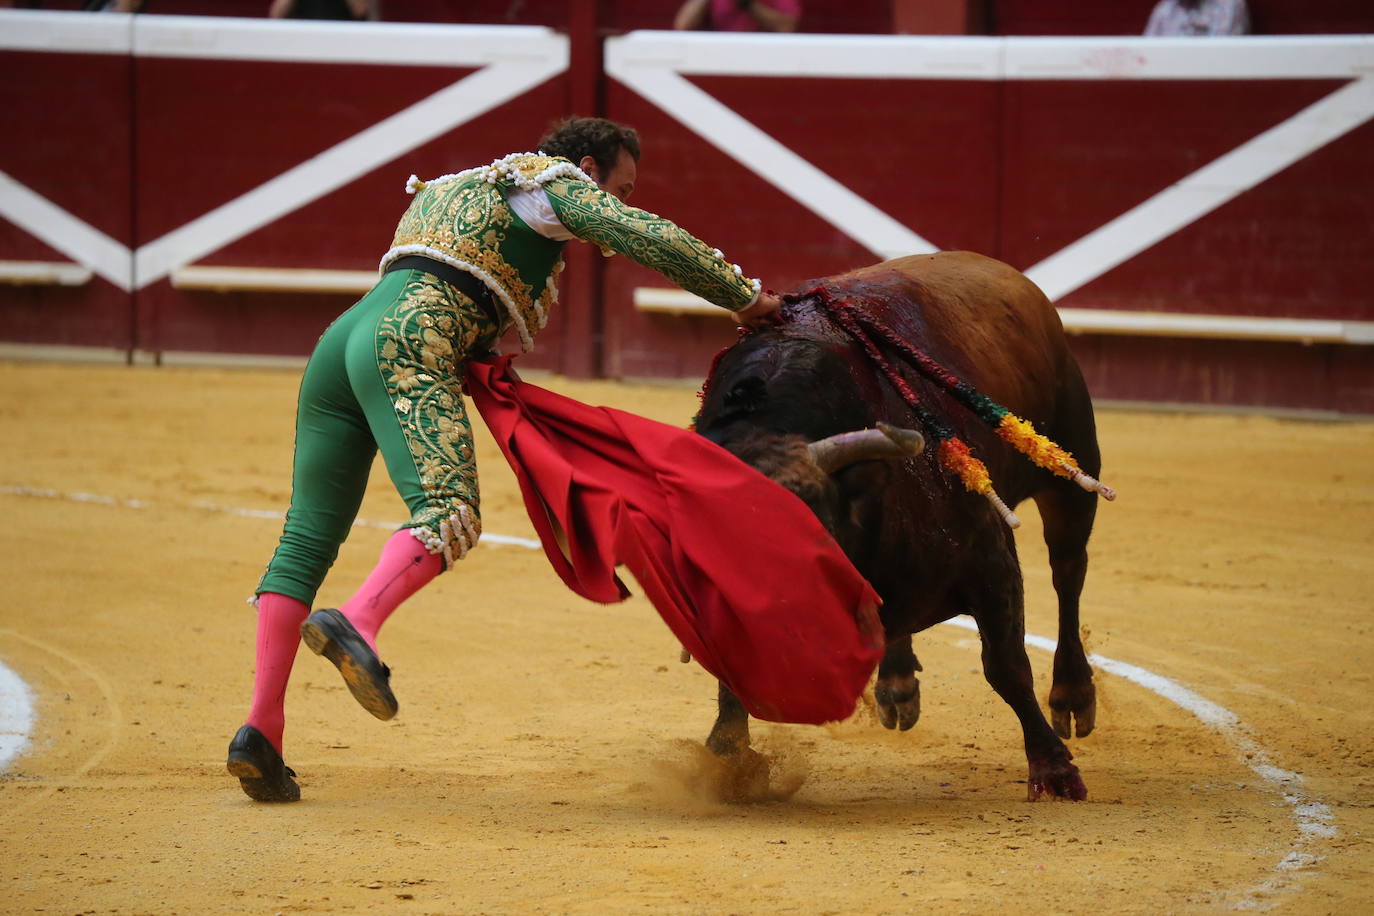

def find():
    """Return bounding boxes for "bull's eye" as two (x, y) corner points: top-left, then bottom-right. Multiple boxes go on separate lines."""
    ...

(724, 377), (766, 411)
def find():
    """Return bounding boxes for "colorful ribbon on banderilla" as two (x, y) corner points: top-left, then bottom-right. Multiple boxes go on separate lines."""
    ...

(802, 288), (1115, 528)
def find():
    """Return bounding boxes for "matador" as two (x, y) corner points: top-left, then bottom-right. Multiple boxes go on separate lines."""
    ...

(227, 117), (781, 802)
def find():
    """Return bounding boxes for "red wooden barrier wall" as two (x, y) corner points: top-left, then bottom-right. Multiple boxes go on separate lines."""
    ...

(600, 32), (1373, 412)
(2, 12), (1371, 413)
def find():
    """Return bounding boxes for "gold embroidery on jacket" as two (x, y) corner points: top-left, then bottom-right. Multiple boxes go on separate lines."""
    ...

(542, 178), (757, 311)
(388, 155), (569, 345)
(392, 191), (529, 320)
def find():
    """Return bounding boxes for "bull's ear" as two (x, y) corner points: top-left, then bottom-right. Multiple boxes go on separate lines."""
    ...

(808, 423), (924, 474)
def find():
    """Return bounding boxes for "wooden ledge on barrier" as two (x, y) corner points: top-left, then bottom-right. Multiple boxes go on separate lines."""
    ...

(1056, 308), (1374, 345)
(632, 287), (1374, 345)
(633, 287), (723, 316)
(170, 265), (379, 295)
(0, 260), (93, 287)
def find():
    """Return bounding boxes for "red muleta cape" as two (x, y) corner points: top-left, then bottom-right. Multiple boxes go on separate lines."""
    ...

(464, 356), (884, 725)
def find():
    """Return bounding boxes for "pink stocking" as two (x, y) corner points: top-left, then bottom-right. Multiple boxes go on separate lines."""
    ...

(341, 530), (442, 652)
(244, 592), (310, 753)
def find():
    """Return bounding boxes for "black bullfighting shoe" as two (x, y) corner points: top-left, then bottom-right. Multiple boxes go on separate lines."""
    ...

(226, 725), (300, 803)
(299, 608), (398, 721)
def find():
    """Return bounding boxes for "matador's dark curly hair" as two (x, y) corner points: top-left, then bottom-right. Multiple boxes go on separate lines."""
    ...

(537, 117), (641, 177)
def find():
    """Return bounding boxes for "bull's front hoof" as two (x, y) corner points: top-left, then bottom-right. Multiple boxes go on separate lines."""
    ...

(874, 675), (921, 731)
(1026, 755), (1087, 802)
(718, 747), (772, 803)
(1048, 680), (1097, 739)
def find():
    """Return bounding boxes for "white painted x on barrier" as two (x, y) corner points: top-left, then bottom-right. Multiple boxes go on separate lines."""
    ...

(605, 32), (1374, 302)
(0, 13), (570, 292)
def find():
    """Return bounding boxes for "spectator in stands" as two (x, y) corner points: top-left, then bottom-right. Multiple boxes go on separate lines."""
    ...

(674, 0), (801, 33)
(225, 116), (781, 803)
(268, 0), (379, 20)
(1144, 0), (1249, 35)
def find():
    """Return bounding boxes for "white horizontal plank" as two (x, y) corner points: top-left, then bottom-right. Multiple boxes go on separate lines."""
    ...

(632, 287), (723, 315)
(170, 265), (378, 294)
(1058, 308), (1374, 344)
(133, 16), (565, 66)
(610, 31), (1374, 81)
(609, 32), (1002, 80)
(0, 10), (131, 55)
(1003, 35), (1374, 80)
(0, 342), (127, 364)
(156, 350), (308, 370)
(0, 11), (565, 65)
(0, 260), (94, 287)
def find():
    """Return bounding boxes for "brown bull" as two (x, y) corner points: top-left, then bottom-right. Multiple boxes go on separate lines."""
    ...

(694, 251), (1107, 801)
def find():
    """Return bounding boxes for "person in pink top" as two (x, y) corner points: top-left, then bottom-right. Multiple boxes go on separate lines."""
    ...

(674, 0), (801, 32)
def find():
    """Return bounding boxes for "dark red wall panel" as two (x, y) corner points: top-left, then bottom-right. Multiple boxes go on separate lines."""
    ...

(0, 50), (133, 245)
(143, 285), (352, 358)
(999, 79), (1341, 275)
(133, 58), (473, 242)
(993, 1), (1165, 36)
(1070, 336), (1374, 415)
(1064, 118), (1374, 321)
(0, 217), (66, 263)
(693, 75), (1000, 254)
(0, 279), (133, 351)
(0, 48), (134, 351)
(601, 74), (1002, 378)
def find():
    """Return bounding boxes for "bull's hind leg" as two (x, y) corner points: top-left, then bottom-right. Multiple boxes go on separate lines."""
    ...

(875, 636), (922, 730)
(1035, 378), (1104, 740)
(1035, 483), (1099, 739)
(968, 543), (1086, 801)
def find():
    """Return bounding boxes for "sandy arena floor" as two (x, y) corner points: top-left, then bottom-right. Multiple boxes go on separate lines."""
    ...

(1, 360), (1371, 915)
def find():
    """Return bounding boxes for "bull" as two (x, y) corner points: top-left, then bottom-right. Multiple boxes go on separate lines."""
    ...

(694, 251), (1107, 801)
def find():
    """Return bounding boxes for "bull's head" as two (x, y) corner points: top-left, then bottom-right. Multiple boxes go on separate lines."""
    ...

(723, 423), (924, 551)
(698, 333), (927, 553)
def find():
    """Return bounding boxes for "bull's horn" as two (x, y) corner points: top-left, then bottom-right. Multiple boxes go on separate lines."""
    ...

(808, 422), (925, 474)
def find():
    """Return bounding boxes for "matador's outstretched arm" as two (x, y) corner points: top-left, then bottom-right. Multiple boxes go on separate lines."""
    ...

(542, 178), (761, 313)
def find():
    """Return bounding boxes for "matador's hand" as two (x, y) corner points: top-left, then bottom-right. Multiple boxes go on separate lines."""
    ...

(733, 291), (782, 327)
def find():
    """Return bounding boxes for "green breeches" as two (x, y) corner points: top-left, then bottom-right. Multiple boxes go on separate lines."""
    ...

(256, 268), (501, 605)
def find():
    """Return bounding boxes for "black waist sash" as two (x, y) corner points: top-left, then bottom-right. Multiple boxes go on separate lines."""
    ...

(385, 255), (504, 328)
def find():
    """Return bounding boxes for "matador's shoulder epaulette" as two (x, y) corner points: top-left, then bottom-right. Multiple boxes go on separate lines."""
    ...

(402, 152), (596, 197)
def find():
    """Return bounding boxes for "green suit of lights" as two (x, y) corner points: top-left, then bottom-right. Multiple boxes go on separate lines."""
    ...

(256, 154), (760, 604)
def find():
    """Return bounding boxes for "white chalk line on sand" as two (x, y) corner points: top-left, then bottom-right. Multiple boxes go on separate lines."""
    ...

(1, 483), (1335, 902)
(0, 658), (37, 772)
(0, 483), (534, 775)
(0, 484), (541, 549)
(944, 617), (1333, 906)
